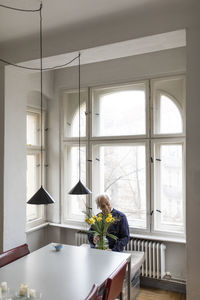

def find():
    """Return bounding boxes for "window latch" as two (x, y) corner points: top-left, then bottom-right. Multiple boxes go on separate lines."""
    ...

(150, 157), (153, 163)
(150, 210), (154, 216)
(156, 158), (161, 161)
(156, 209), (162, 213)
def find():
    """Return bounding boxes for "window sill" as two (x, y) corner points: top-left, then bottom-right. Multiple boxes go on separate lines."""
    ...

(26, 222), (49, 234)
(48, 222), (89, 231)
(48, 222), (186, 244)
(131, 233), (186, 244)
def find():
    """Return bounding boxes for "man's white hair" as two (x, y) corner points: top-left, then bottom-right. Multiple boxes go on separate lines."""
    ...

(95, 194), (111, 207)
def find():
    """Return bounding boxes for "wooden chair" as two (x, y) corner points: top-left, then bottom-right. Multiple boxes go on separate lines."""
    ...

(0, 243), (30, 268)
(84, 284), (99, 300)
(103, 260), (127, 300)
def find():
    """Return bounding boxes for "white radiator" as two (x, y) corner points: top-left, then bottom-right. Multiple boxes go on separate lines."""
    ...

(75, 232), (166, 279)
(76, 231), (90, 246)
(125, 238), (166, 279)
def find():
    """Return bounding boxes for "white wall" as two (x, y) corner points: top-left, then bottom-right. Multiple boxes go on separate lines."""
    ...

(186, 24), (200, 299)
(27, 226), (48, 252)
(165, 242), (186, 281)
(3, 67), (54, 251)
(0, 66), (5, 253)
(4, 67), (28, 250)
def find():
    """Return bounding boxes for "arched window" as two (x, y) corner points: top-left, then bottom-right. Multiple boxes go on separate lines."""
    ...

(71, 102), (86, 137)
(63, 90), (87, 138)
(92, 83), (146, 137)
(154, 92), (183, 135)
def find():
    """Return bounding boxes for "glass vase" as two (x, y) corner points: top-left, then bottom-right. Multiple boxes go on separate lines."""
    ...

(96, 235), (109, 250)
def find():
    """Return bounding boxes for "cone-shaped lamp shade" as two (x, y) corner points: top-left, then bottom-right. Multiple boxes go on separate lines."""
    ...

(27, 186), (55, 205)
(68, 180), (92, 195)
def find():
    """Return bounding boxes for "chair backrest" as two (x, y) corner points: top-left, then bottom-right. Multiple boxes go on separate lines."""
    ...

(0, 243), (30, 268)
(84, 284), (99, 300)
(104, 260), (127, 300)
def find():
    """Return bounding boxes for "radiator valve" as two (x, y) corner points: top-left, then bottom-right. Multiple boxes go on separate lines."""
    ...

(165, 271), (172, 279)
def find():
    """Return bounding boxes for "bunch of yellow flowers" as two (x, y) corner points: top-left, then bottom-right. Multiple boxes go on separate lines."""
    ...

(84, 211), (118, 250)
(85, 213), (116, 225)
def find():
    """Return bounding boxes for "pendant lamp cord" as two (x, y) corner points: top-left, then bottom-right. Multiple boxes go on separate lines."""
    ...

(78, 52), (81, 181)
(40, 3), (43, 187)
(0, 4), (80, 71)
(0, 4), (41, 12)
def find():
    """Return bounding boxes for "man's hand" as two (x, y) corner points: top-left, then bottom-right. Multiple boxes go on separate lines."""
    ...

(93, 235), (100, 244)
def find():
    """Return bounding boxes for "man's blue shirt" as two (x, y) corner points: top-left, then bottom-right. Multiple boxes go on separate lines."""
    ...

(88, 208), (129, 252)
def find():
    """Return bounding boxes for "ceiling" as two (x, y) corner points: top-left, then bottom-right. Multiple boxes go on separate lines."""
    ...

(0, 0), (183, 45)
(20, 30), (185, 69)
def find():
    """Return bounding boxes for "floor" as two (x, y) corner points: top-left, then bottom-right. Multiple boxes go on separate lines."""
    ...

(137, 287), (186, 300)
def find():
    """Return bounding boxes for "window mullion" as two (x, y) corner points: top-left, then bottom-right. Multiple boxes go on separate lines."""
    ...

(149, 140), (154, 233)
(87, 87), (92, 212)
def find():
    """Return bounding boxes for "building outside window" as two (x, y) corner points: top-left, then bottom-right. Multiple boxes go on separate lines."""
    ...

(62, 75), (185, 237)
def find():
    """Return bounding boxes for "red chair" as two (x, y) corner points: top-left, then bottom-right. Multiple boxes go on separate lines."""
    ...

(84, 284), (99, 300)
(103, 260), (127, 300)
(0, 243), (30, 268)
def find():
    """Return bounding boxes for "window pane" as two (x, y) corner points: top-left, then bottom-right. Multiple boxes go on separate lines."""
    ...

(154, 143), (184, 233)
(92, 144), (147, 228)
(63, 91), (87, 137)
(154, 94), (183, 134)
(27, 112), (39, 145)
(64, 145), (87, 221)
(26, 154), (39, 221)
(92, 83), (146, 136)
(152, 77), (185, 135)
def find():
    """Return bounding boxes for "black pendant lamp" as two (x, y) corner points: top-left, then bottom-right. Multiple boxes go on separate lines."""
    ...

(27, 4), (55, 205)
(68, 54), (92, 195)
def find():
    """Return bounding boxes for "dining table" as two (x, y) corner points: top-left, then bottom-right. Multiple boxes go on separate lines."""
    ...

(0, 243), (131, 300)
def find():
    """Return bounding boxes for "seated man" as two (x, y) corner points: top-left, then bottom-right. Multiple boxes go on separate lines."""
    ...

(88, 194), (129, 252)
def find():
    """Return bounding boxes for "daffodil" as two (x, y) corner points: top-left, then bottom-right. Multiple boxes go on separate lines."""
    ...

(98, 213), (103, 218)
(106, 217), (112, 223)
(97, 217), (102, 222)
(108, 213), (112, 218)
(85, 217), (89, 223)
(89, 217), (95, 225)
(111, 217), (115, 222)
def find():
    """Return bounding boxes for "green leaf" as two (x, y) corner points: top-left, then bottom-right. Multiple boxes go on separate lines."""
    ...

(106, 233), (118, 241)
(81, 230), (96, 235)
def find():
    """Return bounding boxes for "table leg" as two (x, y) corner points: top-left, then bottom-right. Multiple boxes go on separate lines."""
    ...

(127, 259), (131, 300)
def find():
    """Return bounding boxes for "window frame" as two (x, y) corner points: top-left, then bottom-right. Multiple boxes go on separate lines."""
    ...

(90, 139), (150, 233)
(26, 107), (46, 230)
(90, 81), (149, 139)
(60, 88), (90, 226)
(150, 138), (186, 236)
(150, 75), (186, 138)
(63, 141), (88, 223)
(61, 75), (186, 238)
